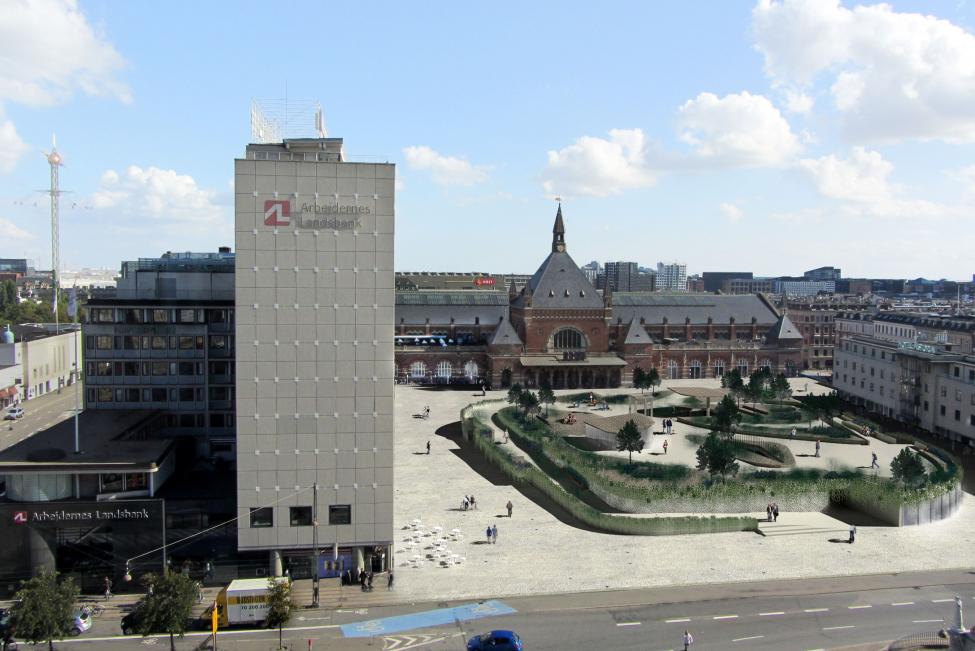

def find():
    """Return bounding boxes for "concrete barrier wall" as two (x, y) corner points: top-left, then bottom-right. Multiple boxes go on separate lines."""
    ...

(900, 483), (963, 526)
(589, 481), (831, 514)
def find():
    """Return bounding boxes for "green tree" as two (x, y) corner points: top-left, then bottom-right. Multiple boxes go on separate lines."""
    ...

(506, 383), (523, 407)
(132, 571), (197, 651)
(265, 578), (293, 650)
(0, 280), (16, 311)
(537, 381), (555, 416)
(771, 373), (792, 402)
(711, 394), (741, 436)
(10, 571), (79, 651)
(722, 369), (745, 405)
(891, 448), (927, 487)
(746, 370), (769, 403)
(615, 419), (645, 464)
(518, 390), (539, 419)
(695, 432), (740, 478)
(646, 367), (661, 396)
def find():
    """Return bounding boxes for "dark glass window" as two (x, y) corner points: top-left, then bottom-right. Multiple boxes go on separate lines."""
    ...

(290, 506), (313, 527)
(96, 336), (113, 349)
(250, 507), (273, 528)
(328, 505), (352, 525)
(552, 329), (583, 350)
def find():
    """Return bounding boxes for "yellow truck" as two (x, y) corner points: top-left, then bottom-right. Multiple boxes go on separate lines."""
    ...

(213, 577), (289, 627)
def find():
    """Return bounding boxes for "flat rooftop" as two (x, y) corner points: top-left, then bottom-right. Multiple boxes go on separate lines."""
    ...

(0, 410), (173, 473)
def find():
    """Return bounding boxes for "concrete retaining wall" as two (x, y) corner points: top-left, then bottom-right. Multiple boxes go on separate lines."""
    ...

(589, 481), (831, 514)
(900, 483), (963, 526)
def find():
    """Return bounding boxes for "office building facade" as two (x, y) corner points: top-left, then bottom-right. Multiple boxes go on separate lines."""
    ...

(656, 262), (687, 292)
(234, 138), (395, 576)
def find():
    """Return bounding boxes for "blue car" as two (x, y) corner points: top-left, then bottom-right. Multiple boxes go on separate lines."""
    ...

(467, 630), (523, 650)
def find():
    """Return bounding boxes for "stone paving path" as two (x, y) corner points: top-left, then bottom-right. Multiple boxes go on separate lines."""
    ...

(393, 381), (975, 603)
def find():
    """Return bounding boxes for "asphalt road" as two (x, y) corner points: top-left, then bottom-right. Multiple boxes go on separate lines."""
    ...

(22, 568), (975, 650)
(0, 384), (82, 453)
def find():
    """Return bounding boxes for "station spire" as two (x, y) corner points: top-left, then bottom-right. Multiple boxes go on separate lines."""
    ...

(552, 202), (566, 253)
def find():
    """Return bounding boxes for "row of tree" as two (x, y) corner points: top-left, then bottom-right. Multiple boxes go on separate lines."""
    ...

(0, 279), (76, 326)
(506, 382), (556, 418)
(7, 571), (293, 651)
(720, 368), (792, 404)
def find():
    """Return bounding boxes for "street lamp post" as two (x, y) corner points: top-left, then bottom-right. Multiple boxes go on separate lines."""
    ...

(312, 482), (320, 607)
(73, 329), (81, 454)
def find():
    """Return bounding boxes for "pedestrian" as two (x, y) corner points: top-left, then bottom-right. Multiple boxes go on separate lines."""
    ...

(486, 525), (492, 544)
(387, 571), (394, 591)
(870, 452), (879, 469)
(815, 439), (821, 457)
(773, 503), (779, 522)
(848, 524), (856, 544)
(682, 629), (694, 650)
(502, 428), (508, 444)
(663, 439), (668, 455)
(462, 495), (469, 511)
(470, 494), (477, 510)
(790, 427), (797, 440)
(506, 500), (513, 518)
(491, 524), (498, 544)
(204, 561), (213, 581)
(367, 572), (374, 591)
(426, 440), (431, 455)
(197, 582), (204, 604)
(766, 503), (772, 522)
(103, 576), (112, 600)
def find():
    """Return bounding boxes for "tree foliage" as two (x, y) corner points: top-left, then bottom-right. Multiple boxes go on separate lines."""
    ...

(771, 373), (792, 402)
(517, 389), (539, 418)
(615, 419), (645, 464)
(632, 367), (647, 393)
(265, 578), (293, 650)
(646, 367), (661, 394)
(0, 283), (75, 326)
(711, 395), (741, 436)
(10, 571), (79, 650)
(537, 381), (556, 415)
(696, 432), (740, 478)
(721, 369), (745, 403)
(506, 383), (523, 406)
(132, 571), (197, 651)
(891, 448), (927, 487)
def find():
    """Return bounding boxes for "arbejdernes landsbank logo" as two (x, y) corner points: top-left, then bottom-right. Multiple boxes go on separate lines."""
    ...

(263, 199), (369, 230)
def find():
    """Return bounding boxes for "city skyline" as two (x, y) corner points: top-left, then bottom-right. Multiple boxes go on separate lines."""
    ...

(1, 0), (974, 279)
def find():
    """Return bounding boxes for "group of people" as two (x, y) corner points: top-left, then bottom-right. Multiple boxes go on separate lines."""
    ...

(662, 418), (676, 435)
(461, 494), (478, 510)
(484, 524), (499, 544)
(358, 569), (376, 592)
(561, 413), (577, 425)
(765, 502), (780, 522)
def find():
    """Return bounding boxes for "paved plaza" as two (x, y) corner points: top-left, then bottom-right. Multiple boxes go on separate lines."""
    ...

(393, 381), (975, 603)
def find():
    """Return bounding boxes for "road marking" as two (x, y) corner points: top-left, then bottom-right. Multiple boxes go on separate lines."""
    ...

(759, 611), (784, 616)
(932, 599), (955, 603)
(733, 635), (764, 642)
(823, 625), (855, 631)
(665, 618), (691, 623)
(891, 602), (915, 606)
(913, 619), (943, 623)
(847, 605), (872, 610)
(616, 622), (641, 627)
(804, 608), (829, 613)
(713, 615), (739, 620)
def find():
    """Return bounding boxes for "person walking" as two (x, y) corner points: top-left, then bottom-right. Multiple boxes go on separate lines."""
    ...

(470, 494), (477, 510)
(486, 525), (492, 544)
(197, 582), (204, 604)
(682, 629), (694, 650)
(766, 503), (773, 522)
(870, 452), (879, 469)
(387, 571), (394, 591)
(491, 524), (498, 544)
(772, 503), (779, 522)
(790, 427), (797, 440)
(426, 440), (431, 455)
(662, 439), (668, 455)
(506, 500), (513, 518)
(103, 576), (113, 600)
(848, 524), (856, 544)
(815, 439), (821, 458)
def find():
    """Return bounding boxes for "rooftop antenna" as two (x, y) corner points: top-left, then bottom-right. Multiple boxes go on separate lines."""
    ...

(43, 133), (63, 334)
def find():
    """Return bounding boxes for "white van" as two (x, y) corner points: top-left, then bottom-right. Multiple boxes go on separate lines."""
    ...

(4, 407), (24, 420)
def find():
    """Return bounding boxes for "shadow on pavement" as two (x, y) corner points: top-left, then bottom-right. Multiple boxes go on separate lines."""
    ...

(823, 503), (893, 527)
(435, 420), (621, 534)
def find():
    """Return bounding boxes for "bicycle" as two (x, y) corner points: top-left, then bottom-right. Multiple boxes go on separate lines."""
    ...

(80, 602), (104, 617)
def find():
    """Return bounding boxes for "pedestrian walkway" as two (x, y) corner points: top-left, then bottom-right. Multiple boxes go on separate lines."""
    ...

(755, 511), (850, 538)
(289, 577), (400, 611)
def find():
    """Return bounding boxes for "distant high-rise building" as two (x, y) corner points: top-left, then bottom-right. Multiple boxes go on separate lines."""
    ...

(581, 261), (601, 285)
(604, 261), (639, 292)
(703, 271), (752, 293)
(804, 266), (841, 281)
(656, 262), (687, 292)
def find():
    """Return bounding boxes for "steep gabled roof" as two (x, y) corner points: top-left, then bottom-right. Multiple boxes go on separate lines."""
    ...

(623, 319), (650, 345)
(766, 314), (803, 341)
(488, 318), (523, 347)
(511, 251), (603, 309)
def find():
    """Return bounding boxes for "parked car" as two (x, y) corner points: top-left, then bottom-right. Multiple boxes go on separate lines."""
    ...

(69, 610), (91, 636)
(467, 630), (523, 650)
(4, 407), (24, 420)
(120, 609), (142, 636)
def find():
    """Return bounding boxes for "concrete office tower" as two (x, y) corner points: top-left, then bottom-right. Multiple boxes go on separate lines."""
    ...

(656, 261), (687, 292)
(234, 138), (395, 577)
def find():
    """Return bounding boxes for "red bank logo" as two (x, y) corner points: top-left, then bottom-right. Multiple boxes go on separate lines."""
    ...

(13, 511), (27, 524)
(263, 200), (291, 226)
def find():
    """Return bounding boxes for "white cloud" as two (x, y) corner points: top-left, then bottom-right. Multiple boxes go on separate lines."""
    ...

(753, 0), (975, 142)
(91, 165), (227, 232)
(798, 147), (946, 218)
(783, 88), (814, 114)
(402, 146), (489, 186)
(540, 128), (656, 197)
(0, 217), (34, 241)
(720, 202), (744, 223)
(0, 0), (130, 106)
(0, 109), (28, 172)
(676, 91), (801, 166)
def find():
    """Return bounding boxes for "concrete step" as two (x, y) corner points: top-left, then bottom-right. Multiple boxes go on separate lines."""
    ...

(757, 520), (849, 538)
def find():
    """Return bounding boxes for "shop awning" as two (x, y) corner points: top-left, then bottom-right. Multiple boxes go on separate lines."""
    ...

(519, 355), (628, 368)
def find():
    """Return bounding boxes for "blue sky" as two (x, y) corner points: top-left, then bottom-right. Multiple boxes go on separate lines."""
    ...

(1, 0), (974, 280)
